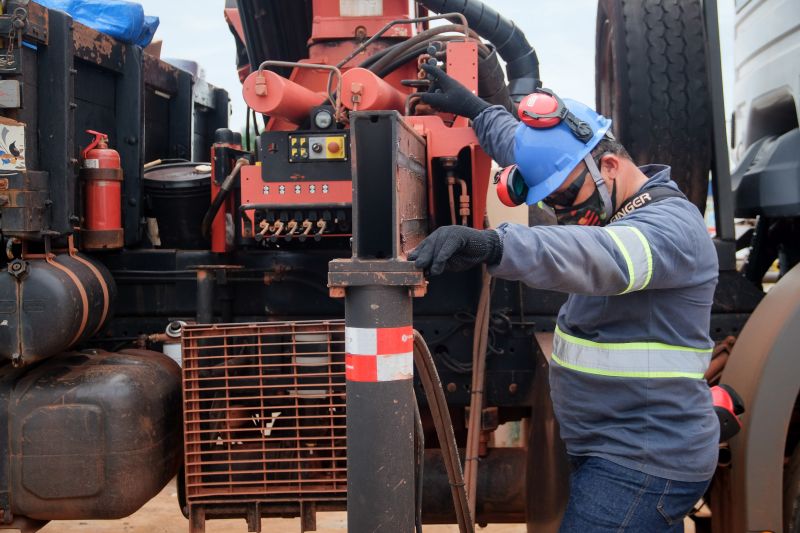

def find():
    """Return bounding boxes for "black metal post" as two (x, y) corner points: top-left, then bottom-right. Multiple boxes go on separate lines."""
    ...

(329, 111), (428, 531)
(193, 265), (242, 325)
(37, 9), (75, 236)
(704, 0), (737, 270)
(345, 285), (415, 532)
(116, 43), (144, 246)
(195, 268), (214, 325)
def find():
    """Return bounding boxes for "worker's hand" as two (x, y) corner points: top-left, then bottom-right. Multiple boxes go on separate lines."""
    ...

(408, 226), (503, 276)
(418, 64), (490, 120)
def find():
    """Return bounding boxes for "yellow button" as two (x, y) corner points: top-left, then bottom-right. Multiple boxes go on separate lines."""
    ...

(300, 138), (307, 146)
(325, 136), (346, 158)
(291, 137), (298, 146)
(291, 148), (298, 156)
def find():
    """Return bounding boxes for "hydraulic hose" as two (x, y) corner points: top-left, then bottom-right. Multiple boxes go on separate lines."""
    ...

(413, 331), (474, 533)
(368, 24), (481, 75)
(416, 0), (541, 102)
(201, 158), (249, 238)
(478, 44), (514, 112)
(413, 395), (424, 533)
(464, 267), (491, 521)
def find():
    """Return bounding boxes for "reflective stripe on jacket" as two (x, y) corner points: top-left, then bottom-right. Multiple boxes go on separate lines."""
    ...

(553, 325), (712, 380)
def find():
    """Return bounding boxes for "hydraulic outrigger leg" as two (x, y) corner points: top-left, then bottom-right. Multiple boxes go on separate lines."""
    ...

(328, 111), (429, 531)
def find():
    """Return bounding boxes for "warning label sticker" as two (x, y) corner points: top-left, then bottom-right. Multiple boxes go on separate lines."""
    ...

(340, 0), (382, 17)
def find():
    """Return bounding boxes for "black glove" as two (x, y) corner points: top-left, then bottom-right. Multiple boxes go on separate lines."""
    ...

(408, 226), (503, 276)
(418, 63), (490, 120)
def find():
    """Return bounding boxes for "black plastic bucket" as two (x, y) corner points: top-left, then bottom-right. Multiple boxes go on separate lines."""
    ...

(143, 162), (211, 249)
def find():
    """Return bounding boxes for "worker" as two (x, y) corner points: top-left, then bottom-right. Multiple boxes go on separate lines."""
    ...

(410, 64), (720, 531)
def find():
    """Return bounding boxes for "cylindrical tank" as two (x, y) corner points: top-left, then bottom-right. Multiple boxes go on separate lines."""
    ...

(242, 70), (326, 124)
(81, 130), (124, 250)
(0, 253), (117, 366)
(341, 67), (408, 112)
(0, 349), (182, 520)
(143, 162), (211, 249)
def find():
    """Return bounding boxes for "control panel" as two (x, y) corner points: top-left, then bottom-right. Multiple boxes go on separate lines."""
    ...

(288, 134), (347, 162)
(238, 129), (353, 245)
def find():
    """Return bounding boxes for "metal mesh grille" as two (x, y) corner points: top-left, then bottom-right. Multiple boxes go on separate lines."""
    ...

(182, 320), (346, 503)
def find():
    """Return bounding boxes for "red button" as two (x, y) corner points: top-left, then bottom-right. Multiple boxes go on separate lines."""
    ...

(327, 141), (341, 154)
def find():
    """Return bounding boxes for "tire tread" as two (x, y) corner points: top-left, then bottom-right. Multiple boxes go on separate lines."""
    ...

(596, 0), (712, 211)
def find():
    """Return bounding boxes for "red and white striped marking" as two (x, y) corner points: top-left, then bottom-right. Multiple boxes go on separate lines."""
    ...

(345, 326), (413, 382)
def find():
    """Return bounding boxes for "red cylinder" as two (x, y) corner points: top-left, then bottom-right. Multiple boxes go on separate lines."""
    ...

(242, 70), (327, 124)
(341, 68), (407, 112)
(81, 130), (123, 250)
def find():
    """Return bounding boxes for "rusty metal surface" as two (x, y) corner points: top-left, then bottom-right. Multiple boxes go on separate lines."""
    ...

(24, 3), (48, 44)
(80, 228), (124, 250)
(0, 171), (49, 238)
(72, 21), (125, 71)
(182, 320), (347, 531)
(715, 263), (800, 532)
(349, 111), (428, 260)
(328, 258), (427, 297)
(142, 52), (180, 94)
(395, 115), (429, 257)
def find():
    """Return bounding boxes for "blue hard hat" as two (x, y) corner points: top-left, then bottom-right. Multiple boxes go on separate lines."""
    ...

(513, 94), (612, 205)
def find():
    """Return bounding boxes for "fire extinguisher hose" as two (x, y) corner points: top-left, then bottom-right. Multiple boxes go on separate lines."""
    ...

(201, 158), (249, 238)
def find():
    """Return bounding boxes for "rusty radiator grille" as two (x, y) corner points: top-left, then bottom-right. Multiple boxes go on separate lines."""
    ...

(182, 320), (347, 503)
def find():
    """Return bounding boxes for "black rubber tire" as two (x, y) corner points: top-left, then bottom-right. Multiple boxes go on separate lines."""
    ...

(595, 0), (712, 213)
(785, 444), (800, 533)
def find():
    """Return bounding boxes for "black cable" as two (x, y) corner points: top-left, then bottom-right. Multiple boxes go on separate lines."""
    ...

(420, 321), (463, 346)
(359, 41), (399, 68)
(437, 350), (472, 374)
(253, 108), (261, 136)
(416, 0), (541, 101)
(372, 36), (490, 79)
(245, 106), (251, 151)
(201, 158), (248, 238)
(368, 23), (469, 74)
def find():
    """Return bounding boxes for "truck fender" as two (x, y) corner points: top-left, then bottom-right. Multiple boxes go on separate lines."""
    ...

(718, 263), (800, 532)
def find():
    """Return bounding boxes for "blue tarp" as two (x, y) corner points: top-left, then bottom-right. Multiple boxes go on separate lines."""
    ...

(36, 0), (159, 47)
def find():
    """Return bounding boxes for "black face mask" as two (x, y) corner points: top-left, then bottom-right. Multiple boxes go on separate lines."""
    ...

(553, 180), (617, 226)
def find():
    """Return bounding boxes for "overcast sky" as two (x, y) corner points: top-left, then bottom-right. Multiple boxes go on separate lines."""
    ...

(136, 0), (735, 133)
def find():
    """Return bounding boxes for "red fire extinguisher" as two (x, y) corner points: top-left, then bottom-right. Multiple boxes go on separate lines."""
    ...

(81, 130), (124, 249)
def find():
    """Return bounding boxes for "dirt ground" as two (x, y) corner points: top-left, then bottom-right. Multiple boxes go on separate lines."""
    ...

(38, 477), (701, 532)
(40, 478), (525, 533)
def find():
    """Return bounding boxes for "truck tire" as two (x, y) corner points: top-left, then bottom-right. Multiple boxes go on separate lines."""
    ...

(786, 443), (800, 533)
(595, 0), (712, 213)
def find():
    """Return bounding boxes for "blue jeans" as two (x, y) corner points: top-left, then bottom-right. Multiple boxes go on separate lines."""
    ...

(559, 456), (711, 532)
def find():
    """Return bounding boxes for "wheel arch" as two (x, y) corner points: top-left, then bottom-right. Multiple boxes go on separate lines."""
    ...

(719, 263), (800, 532)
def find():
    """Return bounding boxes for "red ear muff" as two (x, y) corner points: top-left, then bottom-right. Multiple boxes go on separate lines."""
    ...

(518, 88), (595, 143)
(493, 165), (528, 207)
(518, 91), (562, 128)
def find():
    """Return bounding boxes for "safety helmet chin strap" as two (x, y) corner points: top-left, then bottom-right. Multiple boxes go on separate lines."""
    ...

(583, 153), (615, 221)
